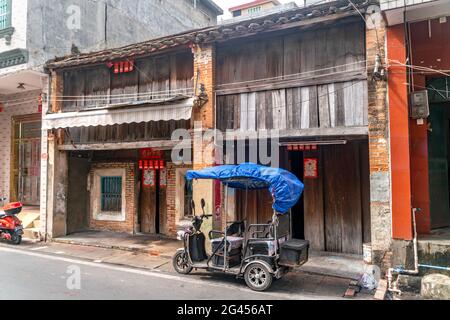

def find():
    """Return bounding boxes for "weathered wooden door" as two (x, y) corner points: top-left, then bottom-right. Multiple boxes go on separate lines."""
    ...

(140, 170), (157, 234)
(303, 142), (368, 255)
(140, 170), (167, 234)
(67, 156), (90, 234)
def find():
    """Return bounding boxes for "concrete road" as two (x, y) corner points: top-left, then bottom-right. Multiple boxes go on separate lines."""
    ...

(0, 246), (349, 300)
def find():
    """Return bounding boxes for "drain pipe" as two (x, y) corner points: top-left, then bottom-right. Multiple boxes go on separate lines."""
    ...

(387, 207), (421, 295)
(418, 264), (450, 272)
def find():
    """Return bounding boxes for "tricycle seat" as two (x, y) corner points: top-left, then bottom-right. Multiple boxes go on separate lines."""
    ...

(211, 236), (244, 252)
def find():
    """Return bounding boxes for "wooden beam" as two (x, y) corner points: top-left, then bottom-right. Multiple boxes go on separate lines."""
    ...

(216, 70), (366, 95)
(58, 140), (181, 151)
(222, 126), (368, 140)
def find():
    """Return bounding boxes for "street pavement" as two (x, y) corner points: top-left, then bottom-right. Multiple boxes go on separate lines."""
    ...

(0, 241), (374, 300)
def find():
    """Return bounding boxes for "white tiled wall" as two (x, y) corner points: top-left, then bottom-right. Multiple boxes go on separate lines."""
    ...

(0, 90), (41, 202)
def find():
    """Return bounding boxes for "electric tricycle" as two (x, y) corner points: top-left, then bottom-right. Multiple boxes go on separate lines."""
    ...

(173, 163), (310, 292)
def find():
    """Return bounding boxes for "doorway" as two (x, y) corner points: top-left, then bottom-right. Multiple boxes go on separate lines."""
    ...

(139, 169), (167, 234)
(428, 103), (450, 229)
(287, 151), (305, 240)
(11, 114), (41, 206)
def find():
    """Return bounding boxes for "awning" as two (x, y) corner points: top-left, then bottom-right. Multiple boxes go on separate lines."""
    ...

(43, 98), (194, 129)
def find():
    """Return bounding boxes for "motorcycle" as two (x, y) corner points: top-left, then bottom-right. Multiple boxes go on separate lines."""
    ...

(0, 198), (24, 245)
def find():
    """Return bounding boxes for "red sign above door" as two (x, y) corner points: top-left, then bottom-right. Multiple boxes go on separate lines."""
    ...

(139, 148), (164, 160)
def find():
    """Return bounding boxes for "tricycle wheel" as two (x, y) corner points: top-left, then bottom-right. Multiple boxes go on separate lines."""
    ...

(244, 262), (273, 292)
(173, 250), (193, 275)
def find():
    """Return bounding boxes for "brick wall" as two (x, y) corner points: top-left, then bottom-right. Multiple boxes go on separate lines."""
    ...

(193, 43), (215, 131)
(166, 163), (193, 237)
(366, 13), (393, 265)
(166, 163), (178, 237)
(192, 43), (217, 219)
(89, 162), (136, 234)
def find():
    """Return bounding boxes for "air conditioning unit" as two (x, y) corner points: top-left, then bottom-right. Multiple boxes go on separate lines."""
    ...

(410, 90), (430, 119)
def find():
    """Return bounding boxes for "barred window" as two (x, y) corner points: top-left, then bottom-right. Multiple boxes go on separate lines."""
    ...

(101, 176), (122, 212)
(0, 0), (11, 30)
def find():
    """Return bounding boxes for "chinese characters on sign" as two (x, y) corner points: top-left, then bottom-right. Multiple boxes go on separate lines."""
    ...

(304, 158), (318, 179)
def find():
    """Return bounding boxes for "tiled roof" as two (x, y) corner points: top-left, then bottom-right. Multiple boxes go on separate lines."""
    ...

(46, 0), (373, 70)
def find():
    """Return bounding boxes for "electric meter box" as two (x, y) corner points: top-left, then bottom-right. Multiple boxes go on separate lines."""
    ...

(410, 90), (430, 119)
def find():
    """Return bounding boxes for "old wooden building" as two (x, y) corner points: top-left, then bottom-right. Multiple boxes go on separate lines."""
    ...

(44, 48), (197, 237)
(43, 0), (390, 261)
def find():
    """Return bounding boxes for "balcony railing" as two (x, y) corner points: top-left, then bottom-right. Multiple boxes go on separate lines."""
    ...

(61, 87), (195, 112)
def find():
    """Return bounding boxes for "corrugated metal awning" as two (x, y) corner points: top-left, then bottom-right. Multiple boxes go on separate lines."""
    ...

(43, 98), (194, 129)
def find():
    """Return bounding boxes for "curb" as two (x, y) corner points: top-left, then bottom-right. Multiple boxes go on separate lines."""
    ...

(51, 238), (175, 259)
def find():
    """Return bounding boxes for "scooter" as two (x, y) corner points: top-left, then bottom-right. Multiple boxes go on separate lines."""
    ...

(0, 198), (24, 245)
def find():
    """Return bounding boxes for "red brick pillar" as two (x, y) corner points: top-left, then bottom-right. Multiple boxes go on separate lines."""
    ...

(366, 13), (393, 265)
(192, 43), (216, 222)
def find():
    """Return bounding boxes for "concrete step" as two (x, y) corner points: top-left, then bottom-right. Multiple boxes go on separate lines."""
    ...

(23, 228), (40, 240)
(17, 212), (40, 229)
(418, 240), (450, 277)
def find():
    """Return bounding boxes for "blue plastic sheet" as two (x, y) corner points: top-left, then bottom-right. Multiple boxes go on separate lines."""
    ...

(185, 163), (304, 214)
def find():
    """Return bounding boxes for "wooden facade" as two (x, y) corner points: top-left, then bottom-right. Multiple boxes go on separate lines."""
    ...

(215, 18), (371, 255)
(216, 18), (368, 134)
(61, 50), (194, 112)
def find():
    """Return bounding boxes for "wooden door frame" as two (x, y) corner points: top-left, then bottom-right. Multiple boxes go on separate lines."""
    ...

(9, 113), (42, 203)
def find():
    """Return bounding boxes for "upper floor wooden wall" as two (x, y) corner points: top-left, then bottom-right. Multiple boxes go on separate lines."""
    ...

(61, 50), (194, 112)
(215, 18), (368, 133)
(216, 18), (365, 89)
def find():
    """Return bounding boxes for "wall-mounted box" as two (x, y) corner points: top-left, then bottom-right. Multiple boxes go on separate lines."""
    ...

(410, 90), (430, 119)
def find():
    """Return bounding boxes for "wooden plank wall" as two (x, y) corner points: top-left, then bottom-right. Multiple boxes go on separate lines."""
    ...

(216, 81), (368, 131)
(216, 19), (365, 86)
(62, 51), (194, 112)
(65, 120), (190, 145)
(303, 141), (369, 255)
(216, 19), (368, 132)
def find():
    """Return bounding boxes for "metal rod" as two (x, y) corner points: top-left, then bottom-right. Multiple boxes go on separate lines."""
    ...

(224, 184), (228, 272)
(419, 264), (450, 271)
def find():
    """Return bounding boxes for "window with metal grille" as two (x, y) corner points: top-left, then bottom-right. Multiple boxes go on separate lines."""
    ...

(101, 176), (122, 212)
(0, 0), (11, 30)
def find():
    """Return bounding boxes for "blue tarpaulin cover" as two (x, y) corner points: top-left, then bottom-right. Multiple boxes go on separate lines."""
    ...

(185, 163), (304, 214)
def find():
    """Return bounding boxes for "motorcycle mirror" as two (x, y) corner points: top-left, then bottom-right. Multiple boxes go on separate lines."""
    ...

(191, 200), (196, 215)
(201, 199), (206, 214)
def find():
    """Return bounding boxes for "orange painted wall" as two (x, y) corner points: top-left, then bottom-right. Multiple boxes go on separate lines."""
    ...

(410, 75), (431, 235)
(387, 25), (413, 240)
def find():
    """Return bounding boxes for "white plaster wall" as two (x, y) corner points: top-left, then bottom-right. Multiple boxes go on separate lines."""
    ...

(0, 90), (41, 202)
(0, 0), (28, 76)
